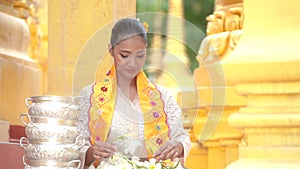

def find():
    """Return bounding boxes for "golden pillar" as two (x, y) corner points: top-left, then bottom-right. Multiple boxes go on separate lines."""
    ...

(190, 0), (245, 169)
(165, 0), (188, 65)
(14, 0), (48, 94)
(221, 0), (300, 168)
(48, 0), (136, 96)
(155, 0), (194, 98)
(113, 0), (136, 19)
(0, 0), (41, 125)
(146, 12), (164, 81)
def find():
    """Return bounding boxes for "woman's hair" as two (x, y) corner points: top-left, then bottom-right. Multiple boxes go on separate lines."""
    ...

(110, 18), (147, 47)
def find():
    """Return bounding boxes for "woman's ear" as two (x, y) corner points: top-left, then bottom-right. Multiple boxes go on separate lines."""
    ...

(108, 44), (113, 56)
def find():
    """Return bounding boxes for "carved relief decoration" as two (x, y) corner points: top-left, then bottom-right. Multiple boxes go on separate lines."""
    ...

(197, 2), (244, 61)
(13, 0), (47, 66)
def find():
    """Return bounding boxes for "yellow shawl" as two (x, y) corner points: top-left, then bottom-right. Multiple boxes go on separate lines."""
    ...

(88, 66), (170, 162)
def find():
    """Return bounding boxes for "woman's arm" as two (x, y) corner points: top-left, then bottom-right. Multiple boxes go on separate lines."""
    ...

(78, 85), (93, 168)
(78, 85), (118, 169)
(157, 85), (192, 163)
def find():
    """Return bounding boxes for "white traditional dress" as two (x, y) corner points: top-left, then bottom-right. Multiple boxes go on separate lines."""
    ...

(78, 81), (191, 169)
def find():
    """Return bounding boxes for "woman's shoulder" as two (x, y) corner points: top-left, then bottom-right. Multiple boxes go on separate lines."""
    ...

(155, 84), (169, 93)
(153, 83), (176, 101)
(153, 83), (183, 116)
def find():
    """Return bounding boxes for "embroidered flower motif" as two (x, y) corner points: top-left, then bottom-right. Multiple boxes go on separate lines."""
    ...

(96, 122), (101, 127)
(101, 86), (108, 92)
(104, 78), (110, 83)
(155, 124), (161, 131)
(96, 136), (100, 141)
(99, 97), (105, 102)
(150, 101), (157, 106)
(156, 137), (163, 145)
(153, 112), (160, 118)
(106, 70), (111, 76)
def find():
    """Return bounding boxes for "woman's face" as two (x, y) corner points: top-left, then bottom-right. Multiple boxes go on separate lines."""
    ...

(110, 35), (147, 80)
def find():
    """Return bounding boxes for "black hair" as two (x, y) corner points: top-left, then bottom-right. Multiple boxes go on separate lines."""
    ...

(110, 18), (147, 47)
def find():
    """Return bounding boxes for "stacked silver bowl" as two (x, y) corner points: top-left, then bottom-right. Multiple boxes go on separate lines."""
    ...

(20, 96), (84, 169)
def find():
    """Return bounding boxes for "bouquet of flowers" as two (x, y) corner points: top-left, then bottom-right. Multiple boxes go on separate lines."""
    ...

(96, 153), (184, 169)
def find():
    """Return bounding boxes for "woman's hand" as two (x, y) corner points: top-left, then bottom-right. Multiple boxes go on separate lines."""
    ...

(154, 140), (184, 161)
(85, 141), (118, 166)
(93, 141), (118, 159)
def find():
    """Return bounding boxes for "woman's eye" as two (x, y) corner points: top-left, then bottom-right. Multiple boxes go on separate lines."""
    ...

(137, 54), (145, 58)
(120, 54), (128, 58)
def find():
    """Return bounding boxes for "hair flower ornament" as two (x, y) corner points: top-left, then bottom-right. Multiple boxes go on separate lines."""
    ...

(142, 21), (149, 33)
(136, 18), (149, 33)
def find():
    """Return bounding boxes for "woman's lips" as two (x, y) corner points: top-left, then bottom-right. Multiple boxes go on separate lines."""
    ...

(126, 69), (137, 73)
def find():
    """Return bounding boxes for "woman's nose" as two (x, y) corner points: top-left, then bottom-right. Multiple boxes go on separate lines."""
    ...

(127, 56), (136, 67)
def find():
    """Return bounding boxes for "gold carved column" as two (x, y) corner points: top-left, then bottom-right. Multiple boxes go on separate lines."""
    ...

(190, 0), (245, 169)
(155, 0), (194, 98)
(221, 0), (300, 168)
(14, 0), (48, 94)
(0, 0), (41, 125)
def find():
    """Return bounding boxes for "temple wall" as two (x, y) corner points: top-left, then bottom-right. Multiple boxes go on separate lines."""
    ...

(0, 0), (136, 126)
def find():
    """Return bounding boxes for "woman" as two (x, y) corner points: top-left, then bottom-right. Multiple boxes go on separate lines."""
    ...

(79, 18), (191, 169)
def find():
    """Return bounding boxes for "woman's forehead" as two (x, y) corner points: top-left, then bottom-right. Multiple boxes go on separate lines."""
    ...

(114, 36), (147, 51)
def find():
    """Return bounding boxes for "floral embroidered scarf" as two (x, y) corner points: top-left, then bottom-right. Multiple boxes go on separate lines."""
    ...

(88, 66), (170, 158)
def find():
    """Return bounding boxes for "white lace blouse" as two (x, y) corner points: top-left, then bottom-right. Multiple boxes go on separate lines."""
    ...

(78, 84), (191, 168)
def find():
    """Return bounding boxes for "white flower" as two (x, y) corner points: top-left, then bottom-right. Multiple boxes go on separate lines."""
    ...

(131, 156), (146, 168)
(96, 153), (184, 169)
(97, 153), (132, 169)
(123, 139), (142, 156)
(114, 162), (132, 169)
(143, 158), (162, 169)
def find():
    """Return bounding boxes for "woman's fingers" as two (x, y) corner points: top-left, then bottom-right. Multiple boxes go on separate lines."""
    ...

(156, 148), (177, 161)
(92, 141), (118, 160)
(98, 144), (117, 153)
(171, 149), (179, 160)
(93, 149), (114, 159)
(154, 140), (176, 156)
(95, 141), (118, 152)
(155, 142), (182, 161)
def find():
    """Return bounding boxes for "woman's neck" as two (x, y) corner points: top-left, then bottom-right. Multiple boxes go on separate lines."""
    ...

(116, 74), (137, 101)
